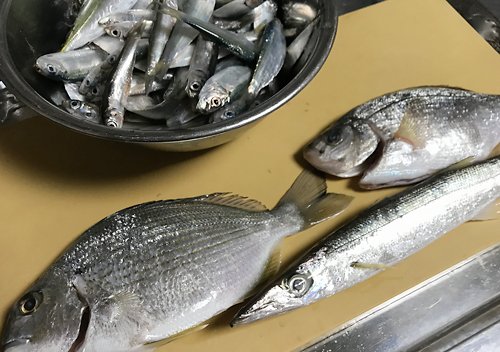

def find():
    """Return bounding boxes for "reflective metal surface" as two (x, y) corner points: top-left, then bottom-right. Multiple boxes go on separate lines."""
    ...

(298, 242), (500, 352)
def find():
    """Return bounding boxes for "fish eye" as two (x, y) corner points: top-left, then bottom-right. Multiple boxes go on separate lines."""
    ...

(85, 111), (95, 118)
(224, 110), (234, 119)
(91, 87), (100, 95)
(19, 292), (43, 315)
(70, 100), (81, 109)
(108, 55), (117, 64)
(326, 129), (343, 145)
(211, 97), (221, 108)
(46, 64), (56, 74)
(190, 82), (201, 92)
(111, 29), (120, 37)
(286, 274), (311, 297)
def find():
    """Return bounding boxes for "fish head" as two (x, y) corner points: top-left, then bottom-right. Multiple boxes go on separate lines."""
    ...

(105, 108), (125, 128)
(62, 100), (100, 123)
(2, 270), (87, 352)
(186, 71), (207, 99)
(197, 86), (230, 114)
(303, 121), (380, 177)
(231, 264), (327, 326)
(34, 56), (66, 81)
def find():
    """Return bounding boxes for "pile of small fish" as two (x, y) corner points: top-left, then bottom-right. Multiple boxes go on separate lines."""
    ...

(35, 0), (319, 129)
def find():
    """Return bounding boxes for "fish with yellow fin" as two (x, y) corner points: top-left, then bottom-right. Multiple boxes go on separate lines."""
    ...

(1, 170), (352, 352)
(303, 86), (500, 189)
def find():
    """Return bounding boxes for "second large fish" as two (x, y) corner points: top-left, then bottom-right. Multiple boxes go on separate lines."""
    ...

(232, 155), (500, 326)
(303, 86), (500, 189)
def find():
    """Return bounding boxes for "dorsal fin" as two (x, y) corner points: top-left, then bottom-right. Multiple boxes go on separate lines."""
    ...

(199, 193), (268, 211)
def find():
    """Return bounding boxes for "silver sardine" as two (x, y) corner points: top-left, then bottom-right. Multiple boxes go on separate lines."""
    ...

(197, 65), (252, 113)
(186, 35), (219, 98)
(303, 87), (500, 189)
(62, 0), (139, 51)
(148, 0), (216, 88)
(232, 155), (500, 326)
(2, 171), (352, 352)
(247, 19), (285, 97)
(102, 22), (146, 128)
(35, 46), (108, 81)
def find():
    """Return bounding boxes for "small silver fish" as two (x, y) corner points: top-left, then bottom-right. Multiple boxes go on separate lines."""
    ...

(158, 3), (258, 62)
(186, 35), (219, 98)
(79, 50), (120, 95)
(145, 0), (178, 93)
(247, 19), (286, 97)
(105, 20), (152, 39)
(1, 170), (352, 352)
(232, 155), (500, 326)
(61, 99), (102, 123)
(62, 0), (139, 51)
(147, 0), (216, 89)
(284, 19), (316, 70)
(281, 1), (316, 28)
(98, 9), (155, 26)
(102, 22), (147, 128)
(303, 87), (500, 189)
(35, 47), (108, 81)
(197, 65), (252, 113)
(92, 35), (126, 54)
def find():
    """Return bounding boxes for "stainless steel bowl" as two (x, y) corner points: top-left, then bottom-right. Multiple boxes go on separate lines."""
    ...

(0, 0), (338, 151)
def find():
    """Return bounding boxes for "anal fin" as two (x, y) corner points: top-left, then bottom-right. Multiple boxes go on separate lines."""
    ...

(145, 324), (209, 348)
(470, 199), (500, 221)
(350, 262), (393, 270)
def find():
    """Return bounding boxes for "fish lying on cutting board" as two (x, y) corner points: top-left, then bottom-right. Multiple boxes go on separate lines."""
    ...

(1, 170), (352, 352)
(303, 86), (500, 189)
(231, 155), (500, 326)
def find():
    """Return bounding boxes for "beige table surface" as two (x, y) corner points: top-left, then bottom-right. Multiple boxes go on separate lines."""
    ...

(3, 0), (500, 351)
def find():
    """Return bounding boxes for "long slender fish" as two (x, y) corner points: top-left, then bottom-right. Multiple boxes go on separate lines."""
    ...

(145, 0), (178, 94)
(1, 171), (352, 352)
(303, 87), (500, 189)
(62, 0), (139, 51)
(232, 155), (500, 326)
(102, 22), (146, 128)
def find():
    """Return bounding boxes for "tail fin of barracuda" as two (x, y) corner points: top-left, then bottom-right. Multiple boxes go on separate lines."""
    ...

(277, 169), (354, 230)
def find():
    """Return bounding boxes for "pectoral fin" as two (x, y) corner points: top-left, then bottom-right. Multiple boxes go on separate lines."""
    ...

(393, 100), (430, 149)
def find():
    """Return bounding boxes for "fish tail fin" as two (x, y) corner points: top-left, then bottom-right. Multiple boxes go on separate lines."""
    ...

(148, 61), (170, 90)
(276, 169), (353, 230)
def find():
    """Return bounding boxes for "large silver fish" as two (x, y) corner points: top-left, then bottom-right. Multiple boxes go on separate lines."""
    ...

(232, 155), (500, 326)
(1, 171), (352, 352)
(303, 87), (500, 189)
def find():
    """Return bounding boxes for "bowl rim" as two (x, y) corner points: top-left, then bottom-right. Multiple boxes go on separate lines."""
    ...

(0, 0), (338, 143)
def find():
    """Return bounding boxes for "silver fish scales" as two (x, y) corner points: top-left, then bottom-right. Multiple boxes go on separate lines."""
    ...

(232, 155), (500, 326)
(2, 170), (352, 352)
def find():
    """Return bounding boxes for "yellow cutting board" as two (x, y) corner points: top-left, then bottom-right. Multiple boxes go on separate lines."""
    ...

(2, 0), (500, 351)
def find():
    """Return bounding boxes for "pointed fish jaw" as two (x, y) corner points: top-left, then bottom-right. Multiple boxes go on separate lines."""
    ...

(303, 143), (368, 178)
(231, 286), (305, 327)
